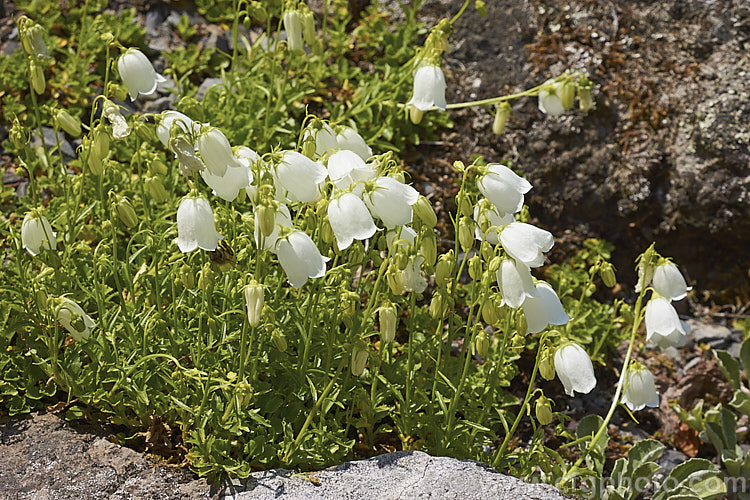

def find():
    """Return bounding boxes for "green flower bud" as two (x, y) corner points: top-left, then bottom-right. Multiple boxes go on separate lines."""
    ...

(413, 196), (437, 228)
(459, 197), (473, 218)
(430, 290), (452, 319)
(488, 256), (502, 274)
(539, 346), (556, 381)
(420, 231), (437, 267)
(56, 110), (81, 137)
(35, 289), (48, 309)
(600, 262), (617, 288)
(134, 121), (155, 142)
(492, 101), (511, 136)
(480, 240), (494, 261)
(257, 204), (276, 238)
(271, 328), (287, 352)
(300, 8), (317, 49)
(321, 220), (334, 244)
(180, 264), (195, 289)
(145, 176), (167, 203)
(351, 341), (369, 376)
(458, 216), (474, 252)
(244, 281), (264, 327)
(386, 264), (403, 295)
(435, 250), (454, 286)
(535, 395), (554, 425)
(473, 329), (490, 357)
(409, 105), (424, 125)
(20, 20), (48, 58)
(29, 58), (45, 94)
(481, 300), (499, 326)
(578, 77), (595, 112)
(10, 118), (30, 149)
(378, 302), (398, 343)
(468, 255), (481, 280)
(560, 81), (576, 110)
(115, 196), (138, 229)
(198, 265), (214, 294)
(516, 311), (527, 336)
(86, 142), (104, 176)
(149, 159), (168, 176)
(341, 290), (360, 328)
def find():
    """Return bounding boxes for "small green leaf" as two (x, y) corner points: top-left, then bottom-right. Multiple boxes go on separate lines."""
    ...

(740, 338), (750, 379)
(714, 350), (741, 390)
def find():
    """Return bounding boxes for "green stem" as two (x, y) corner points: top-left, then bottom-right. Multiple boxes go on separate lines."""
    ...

(450, 0), (472, 24)
(557, 289), (648, 487)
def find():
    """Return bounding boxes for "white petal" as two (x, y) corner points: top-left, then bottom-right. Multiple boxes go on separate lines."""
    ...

(327, 150), (376, 191)
(408, 65), (447, 111)
(328, 193), (378, 250)
(276, 231), (330, 287)
(255, 204), (292, 251)
(175, 197), (221, 252)
(652, 262), (691, 301)
(522, 281), (570, 334)
(496, 258), (535, 309)
(554, 344), (596, 396)
(336, 127), (372, 161)
(473, 202), (514, 245)
(364, 177), (419, 228)
(500, 222), (553, 268)
(277, 151), (328, 202)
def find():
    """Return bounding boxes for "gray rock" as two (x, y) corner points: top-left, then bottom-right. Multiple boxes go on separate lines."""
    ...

(222, 450), (569, 500)
(30, 127), (75, 160)
(686, 319), (733, 349)
(197, 77), (227, 100)
(655, 449), (689, 479)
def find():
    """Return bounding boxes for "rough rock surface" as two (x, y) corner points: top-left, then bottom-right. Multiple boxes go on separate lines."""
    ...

(404, 0), (750, 299)
(0, 413), (569, 500)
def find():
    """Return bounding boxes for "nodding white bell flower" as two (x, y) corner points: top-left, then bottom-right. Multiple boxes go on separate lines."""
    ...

(327, 150), (377, 194)
(328, 193), (379, 251)
(201, 146), (255, 201)
(196, 127), (242, 177)
(477, 163), (532, 216)
(336, 127), (372, 161)
(621, 365), (660, 411)
(117, 48), (167, 101)
(102, 101), (130, 139)
(645, 296), (689, 348)
(408, 65), (447, 111)
(157, 111), (203, 147)
(56, 297), (95, 341)
(554, 343), (597, 396)
(255, 204), (292, 251)
(652, 261), (691, 301)
(21, 211), (56, 256)
(538, 81), (565, 116)
(499, 222), (554, 268)
(401, 256), (427, 293)
(386, 226), (417, 251)
(473, 200), (514, 245)
(276, 151), (328, 202)
(175, 196), (222, 253)
(364, 177), (419, 228)
(522, 281), (570, 334)
(276, 230), (330, 287)
(496, 258), (535, 309)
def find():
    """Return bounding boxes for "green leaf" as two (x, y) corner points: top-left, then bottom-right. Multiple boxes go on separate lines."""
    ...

(714, 350), (741, 390)
(740, 338), (750, 379)
(627, 439), (665, 469)
(729, 390), (750, 417)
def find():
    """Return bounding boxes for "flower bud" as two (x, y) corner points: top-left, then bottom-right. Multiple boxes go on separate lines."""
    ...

(539, 346), (556, 381)
(257, 204), (276, 238)
(29, 58), (45, 94)
(86, 141), (105, 176)
(386, 264), (403, 295)
(420, 231), (437, 267)
(560, 81), (575, 110)
(198, 265), (214, 294)
(300, 9), (316, 49)
(600, 262), (617, 288)
(149, 159), (168, 176)
(351, 341), (369, 376)
(35, 289), (48, 309)
(435, 250), (454, 286)
(55, 110), (81, 137)
(180, 264), (195, 289)
(459, 197), (473, 218)
(341, 290), (360, 328)
(409, 105), (424, 125)
(283, 10), (304, 53)
(577, 77), (595, 112)
(145, 176), (167, 203)
(488, 256), (502, 274)
(458, 216), (474, 252)
(492, 102), (511, 136)
(468, 255), (481, 280)
(535, 395), (554, 425)
(473, 329), (490, 357)
(429, 290), (450, 319)
(244, 281), (264, 327)
(378, 302), (398, 343)
(10, 118), (30, 150)
(480, 240), (494, 261)
(112, 195), (137, 228)
(320, 220), (334, 244)
(93, 128), (110, 159)
(516, 311), (527, 336)
(413, 196), (437, 228)
(481, 299), (499, 325)
(271, 329), (288, 352)
(20, 22), (48, 59)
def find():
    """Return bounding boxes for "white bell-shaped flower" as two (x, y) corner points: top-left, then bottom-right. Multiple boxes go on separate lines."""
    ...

(644, 296), (689, 348)
(328, 193), (379, 250)
(102, 101), (130, 139)
(621, 365), (660, 411)
(117, 48), (167, 101)
(244, 283), (264, 327)
(283, 10), (304, 52)
(496, 258), (535, 309)
(21, 211), (56, 256)
(522, 281), (570, 334)
(157, 111), (203, 147)
(196, 127), (242, 177)
(56, 297), (95, 341)
(364, 177), (419, 228)
(276, 151), (328, 202)
(652, 262), (691, 301)
(499, 222), (553, 268)
(473, 200), (514, 245)
(327, 150), (377, 194)
(255, 204), (292, 251)
(276, 230), (330, 287)
(175, 196), (222, 253)
(408, 65), (447, 111)
(554, 343), (597, 396)
(336, 127), (372, 161)
(538, 81), (565, 116)
(303, 123), (339, 158)
(477, 163), (532, 216)
(401, 256), (427, 293)
(201, 146), (255, 201)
